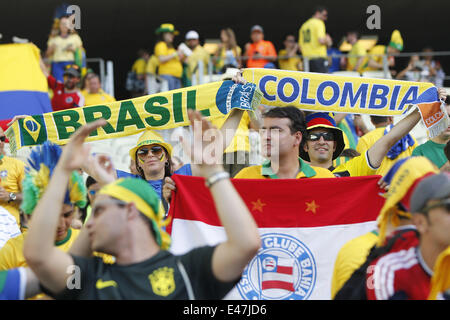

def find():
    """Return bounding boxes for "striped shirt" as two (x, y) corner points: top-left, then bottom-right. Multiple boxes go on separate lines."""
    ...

(367, 246), (432, 300)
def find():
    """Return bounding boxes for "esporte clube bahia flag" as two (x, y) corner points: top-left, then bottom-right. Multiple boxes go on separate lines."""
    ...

(167, 175), (385, 300)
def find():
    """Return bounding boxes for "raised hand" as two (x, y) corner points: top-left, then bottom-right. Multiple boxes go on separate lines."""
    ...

(57, 119), (107, 172)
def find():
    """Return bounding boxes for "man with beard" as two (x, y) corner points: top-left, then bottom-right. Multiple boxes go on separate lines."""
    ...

(40, 57), (84, 111)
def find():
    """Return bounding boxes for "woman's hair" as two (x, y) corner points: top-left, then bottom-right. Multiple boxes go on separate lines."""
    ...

(158, 32), (174, 48)
(135, 146), (174, 180)
(222, 28), (237, 51)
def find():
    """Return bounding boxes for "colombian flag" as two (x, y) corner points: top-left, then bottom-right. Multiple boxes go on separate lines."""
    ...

(0, 43), (52, 130)
(167, 175), (385, 300)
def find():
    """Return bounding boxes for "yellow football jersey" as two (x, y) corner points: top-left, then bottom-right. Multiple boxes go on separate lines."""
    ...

(0, 156), (25, 224)
(299, 18), (327, 58)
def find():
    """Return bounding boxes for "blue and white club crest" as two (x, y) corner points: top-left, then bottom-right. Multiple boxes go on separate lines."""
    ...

(0, 170), (7, 178)
(237, 233), (316, 300)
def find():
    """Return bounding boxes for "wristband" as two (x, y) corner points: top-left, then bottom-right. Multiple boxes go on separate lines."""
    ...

(205, 171), (230, 188)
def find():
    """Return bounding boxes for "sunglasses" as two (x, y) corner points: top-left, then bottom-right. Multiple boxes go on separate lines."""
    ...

(0, 136), (5, 142)
(307, 132), (335, 142)
(421, 198), (450, 214)
(137, 146), (164, 159)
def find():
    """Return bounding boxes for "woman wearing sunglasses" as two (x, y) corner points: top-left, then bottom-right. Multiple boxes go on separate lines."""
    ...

(116, 130), (191, 202)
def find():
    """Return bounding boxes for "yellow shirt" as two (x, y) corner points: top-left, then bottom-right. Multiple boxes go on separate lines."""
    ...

(47, 34), (83, 62)
(346, 41), (367, 73)
(361, 45), (386, 72)
(210, 112), (251, 153)
(356, 127), (417, 176)
(235, 157), (335, 179)
(131, 58), (147, 75)
(299, 18), (327, 58)
(278, 49), (302, 71)
(145, 55), (160, 74)
(332, 150), (378, 177)
(331, 230), (379, 298)
(0, 156), (25, 224)
(0, 228), (80, 270)
(154, 41), (183, 78)
(215, 46), (242, 71)
(187, 45), (210, 76)
(82, 89), (116, 106)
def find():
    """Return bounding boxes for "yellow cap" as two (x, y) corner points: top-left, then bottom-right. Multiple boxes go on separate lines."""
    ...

(129, 130), (173, 162)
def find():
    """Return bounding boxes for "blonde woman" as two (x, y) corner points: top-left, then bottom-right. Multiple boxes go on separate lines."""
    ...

(214, 28), (242, 73)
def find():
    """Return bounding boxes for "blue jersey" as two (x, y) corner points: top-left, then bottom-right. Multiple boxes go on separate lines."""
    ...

(0, 268), (25, 300)
(116, 164), (192, 199)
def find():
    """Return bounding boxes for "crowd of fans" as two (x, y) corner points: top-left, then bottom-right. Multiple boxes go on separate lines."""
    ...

(0, 4), (449, 301)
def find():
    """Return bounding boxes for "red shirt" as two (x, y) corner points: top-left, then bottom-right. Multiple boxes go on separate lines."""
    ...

(246, 40), (277, 68)
(366, 228), (432, 300)
(47, 75), (84, 111)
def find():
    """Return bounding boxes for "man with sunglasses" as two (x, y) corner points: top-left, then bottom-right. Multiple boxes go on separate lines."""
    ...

(0, 127), (24, 225)
(366, 172), (450, 300)
(39, 57), (84, 111)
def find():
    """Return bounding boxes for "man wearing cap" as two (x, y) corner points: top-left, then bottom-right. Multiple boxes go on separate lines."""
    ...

(154, 23), (184, 90)
(333, 156), (438, 299)
(244, 25), (277, 69)
(366, 171), (450, 300)
(361, 30), (404, 73)
(24, 117), (261, 300)
(301, 88), (447, 177)
(180, 30), (210, 85)
(39, 56), (84, 111)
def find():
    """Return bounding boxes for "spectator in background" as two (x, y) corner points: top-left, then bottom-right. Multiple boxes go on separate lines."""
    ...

(126, 49), (150, 97)
(361, 30), (403, 75)
(396, 55), (423, 82)
(40, 57), (84, 111)
(153, 23), (184, 90)
(419, 47), (446, 87)
(81, 73), (116, 106)
(0, 129), (25, 226)
(345, 31), (366, 73)
(278, 34), (302, 71)
(179, 30), (210, 86)
(326, 34), (342, 73)
(244, 25), (277, 69)
(412, 95), (450, 170)
(366, 172), (450, 300)
(213, 28), (242, 73)
(46, 15), (83, 82)
(299, 5), (332, 73)
(356, 115), (417, 176)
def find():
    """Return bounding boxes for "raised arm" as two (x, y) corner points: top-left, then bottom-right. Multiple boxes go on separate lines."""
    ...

(368, 88), (448, 168)
(24, 119), (107, 294)
(182, 110), (260, 282)
(191, 71), (247, 176)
